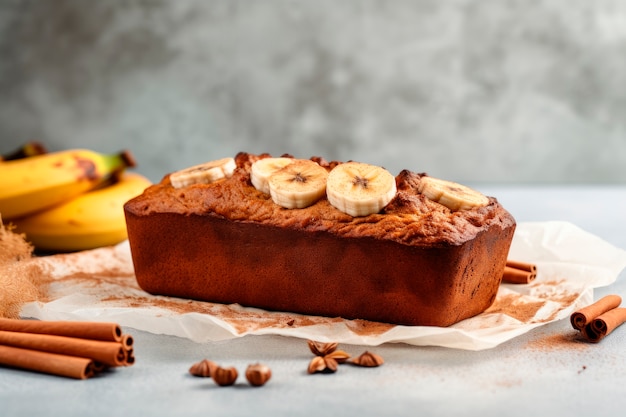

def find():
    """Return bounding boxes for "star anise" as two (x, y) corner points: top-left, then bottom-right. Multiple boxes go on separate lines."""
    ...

(307, 340), (338, 356)
(351, 351), (384, 367)
(306, 340), (351, 374)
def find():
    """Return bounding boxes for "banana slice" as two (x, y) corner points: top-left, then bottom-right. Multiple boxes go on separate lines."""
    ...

(268, 159), (328, 209)
(170, 157), (236, 188)
(250, 157), (295, 194)
(326, 162), (397, 217)
(418, 176), (489, 211)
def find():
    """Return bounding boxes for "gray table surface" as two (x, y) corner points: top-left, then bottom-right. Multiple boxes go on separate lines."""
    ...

(2, 185), (626, 417)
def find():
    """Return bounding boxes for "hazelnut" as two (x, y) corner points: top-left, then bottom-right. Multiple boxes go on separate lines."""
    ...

(189, 359), (218, 378)
(245, 363), (272, 387)
(212, 366), (238, 386)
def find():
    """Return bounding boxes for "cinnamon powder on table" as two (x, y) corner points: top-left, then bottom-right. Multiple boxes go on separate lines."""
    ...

(524, 331), (590, 351)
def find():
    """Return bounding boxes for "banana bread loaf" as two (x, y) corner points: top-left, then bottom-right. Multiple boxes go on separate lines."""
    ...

(124, 152), (516, 327)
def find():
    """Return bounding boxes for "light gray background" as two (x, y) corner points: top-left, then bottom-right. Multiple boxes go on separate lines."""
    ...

(1, 0), (625, 184)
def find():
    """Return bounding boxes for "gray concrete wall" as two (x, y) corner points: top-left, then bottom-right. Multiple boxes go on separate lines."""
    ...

(1, 0), (625, 184)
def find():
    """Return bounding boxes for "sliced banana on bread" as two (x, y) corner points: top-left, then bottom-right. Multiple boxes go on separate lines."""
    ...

(418, 176), (489, 211)
(326, 162), (397, 217)
(250, 157), (295, 194)
(170, 158), (236, 188)
(268, 159), (329, 209)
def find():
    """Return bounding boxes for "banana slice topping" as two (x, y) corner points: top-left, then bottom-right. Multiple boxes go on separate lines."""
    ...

(268, 159), (328, 209)
(418, 176), (489, 211)
(170, 157), (236, 188)
(326, 162), (397, 217)
(250, 157), (295, 194)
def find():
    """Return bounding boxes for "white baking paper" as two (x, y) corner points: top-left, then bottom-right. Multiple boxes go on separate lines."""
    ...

(19, 221), (626, 350)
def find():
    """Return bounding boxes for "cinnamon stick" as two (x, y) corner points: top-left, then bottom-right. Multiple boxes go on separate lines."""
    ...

(120, 334), (135, 365)
(506, 260), (536, 273)
(501, 260), (537, 284)
(570, 294), (622, 331)
(0, 318), (123, 342)
(581, 308), (626, 343)
(0, 330), (127, 367)
(0, 344), (95, 379)
(121, 333), (134, 349)
(502, 266), (537, 284)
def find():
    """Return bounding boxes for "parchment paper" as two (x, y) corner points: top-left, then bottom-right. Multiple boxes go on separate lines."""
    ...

(20, 221), (626, 350)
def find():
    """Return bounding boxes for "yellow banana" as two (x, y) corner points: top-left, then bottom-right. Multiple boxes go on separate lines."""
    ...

(1, 141), (48, 161)
(11, 172), (152, 252)
(0, 148), (136, 220)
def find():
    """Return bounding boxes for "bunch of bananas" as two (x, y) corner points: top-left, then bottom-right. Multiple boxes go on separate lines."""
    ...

(0, 143), (152, 253)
